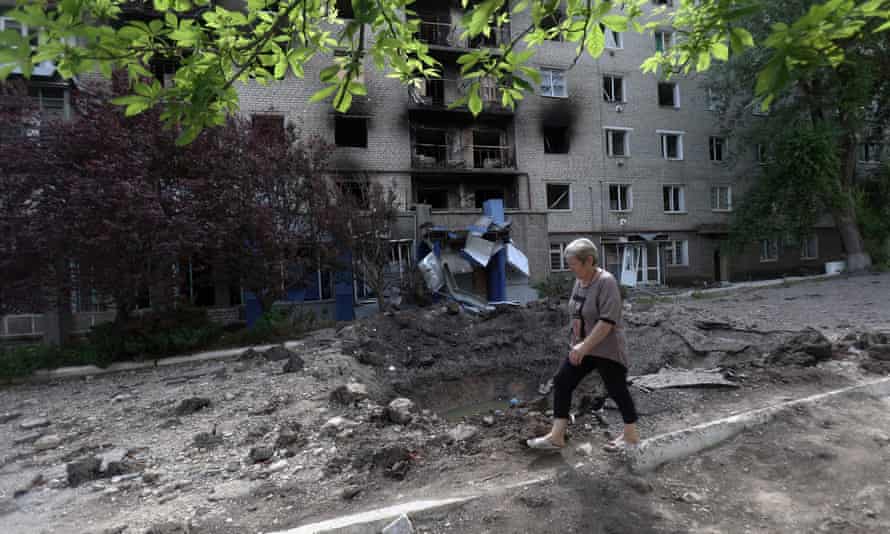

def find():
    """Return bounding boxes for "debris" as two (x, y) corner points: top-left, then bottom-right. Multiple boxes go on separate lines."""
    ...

(386, 398), (415, 425)
(341, 485), (362, 500)
(321, 416), (358, 437)
(19, 417), (51, 430)
(34, 434), (62, 451)
(630, 368), (739, 390)
(248, 446), (274, 463)
(264, 346), (293, 362)
(67, 457), (102, 487)
(174, 397), (211, 416)
(0, 412), (23, 424)
(192, 430), (223, 449)
(447, 424), (479, 443)
(576, 442), (594, 456)
(267, 460), (288, 473)
(329, 383), (369, 405)
(282, 354), (305, 373)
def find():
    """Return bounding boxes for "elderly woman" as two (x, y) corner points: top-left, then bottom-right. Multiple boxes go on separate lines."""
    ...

(527, 238), (639, 452)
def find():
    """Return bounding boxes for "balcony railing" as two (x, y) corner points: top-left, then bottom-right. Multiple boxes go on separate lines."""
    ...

(408, 77), (510, 112)
(472, 145), (514, 169)
(410, 138), (515, 170)
(416, 21), (510, 49)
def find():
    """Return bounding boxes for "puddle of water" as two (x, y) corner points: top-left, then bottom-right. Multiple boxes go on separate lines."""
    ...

(442, 399), (513, 422)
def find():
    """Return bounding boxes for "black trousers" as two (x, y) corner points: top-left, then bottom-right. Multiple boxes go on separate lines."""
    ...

(553, 356), (638, 424)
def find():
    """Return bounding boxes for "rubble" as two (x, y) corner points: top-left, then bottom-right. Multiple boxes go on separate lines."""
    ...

(19, 417), (51, 430)
(386, 398), (415, 425)
(173, 397), (211, 416)
(263, 346), (293, 362)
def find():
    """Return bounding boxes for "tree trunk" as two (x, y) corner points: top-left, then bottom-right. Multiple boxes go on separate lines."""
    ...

(836, 131), (873, 272)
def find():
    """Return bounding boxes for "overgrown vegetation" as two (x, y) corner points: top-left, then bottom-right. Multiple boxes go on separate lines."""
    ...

(533, 273), (575, 299)
(854, 166), (890, 268)
(0, 307), (331, 380)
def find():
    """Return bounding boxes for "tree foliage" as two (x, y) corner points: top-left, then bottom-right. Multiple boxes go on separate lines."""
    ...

(2, 0), (888, 142)
(0, 76), (342, 323)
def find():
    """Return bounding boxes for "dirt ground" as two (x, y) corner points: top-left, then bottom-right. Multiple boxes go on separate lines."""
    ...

(1, 272), (888, 534)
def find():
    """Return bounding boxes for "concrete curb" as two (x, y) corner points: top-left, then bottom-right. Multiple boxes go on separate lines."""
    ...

(671, 272), (841, 299)
(628, 376), (890, 473)
(270, 477), (551, 534)
(16, 340), (310, 384)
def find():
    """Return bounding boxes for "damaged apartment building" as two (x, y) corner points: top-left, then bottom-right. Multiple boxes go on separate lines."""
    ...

(238, 0), (857, 297)
(2, 0), (879, 334)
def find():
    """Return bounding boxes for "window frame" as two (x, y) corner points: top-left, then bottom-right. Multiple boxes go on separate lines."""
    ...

(601, 24), (623, 49)
(858, 142), (883, 163)
(709, 136), (726, 162)
(608, 183), (632, 212)
(800, 235), (819, 260)
(603, 75), (625, 103)
(546, 183), (572, 211)
(654, 30), (673, 52)
(665, 240), (689, 267)
(657, 81), (680, 108)
(539, 68), (568, 98)
(604, 126), (632, 157)
(710, 185), (733, 212)
(657, 130), (685, 160)
(663, 184), (687, 213)
(550, 242), (569, 272)
(759, 238), (779, 262)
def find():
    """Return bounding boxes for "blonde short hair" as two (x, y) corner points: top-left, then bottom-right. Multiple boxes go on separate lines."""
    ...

(564, 238), (598, 265)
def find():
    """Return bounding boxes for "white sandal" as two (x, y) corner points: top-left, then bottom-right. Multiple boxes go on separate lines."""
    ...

(526, 436), (564, 451)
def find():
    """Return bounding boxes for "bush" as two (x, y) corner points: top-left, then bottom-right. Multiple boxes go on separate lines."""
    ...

(220, 306), (327, 347)
(88, 307), (223, 364)
(0, 343), (100, 379)
(533, 273), (575, 299)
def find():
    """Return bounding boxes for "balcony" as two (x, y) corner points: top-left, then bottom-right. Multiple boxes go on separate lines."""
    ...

(408, 77), (513, 114)
(416, 20), (510, 49)
(410, 127), (515, 170)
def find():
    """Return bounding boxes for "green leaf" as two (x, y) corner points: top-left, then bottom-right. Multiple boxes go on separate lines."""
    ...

(586, 23), (605, 58)
(696, 51), (711, 71)
(319, 65), (340, 82)
(712, 42), (729, 61)
(348, 81), (367, 96)
(309, 84), (338, 102)
(334, 86), (353, 112)
(468, 83), (482, 114)
(176, 124), (202, 146)
(601, 15), (628, 33)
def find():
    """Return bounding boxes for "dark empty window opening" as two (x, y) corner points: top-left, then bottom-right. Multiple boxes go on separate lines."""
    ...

(335, 0), (354, 18)
(427, 78), (445, 106)
(658, 82), (677, 107)
(542, 10), (564, 41)
(335, 116), (367, 147)
(418, 188), (449, 209)
(339, 181), (370, 209)
(251, 114), (285, 141)
(474, 189), (504, 209)
(546, 184), (571, 210)
(543, 126), (570, 154)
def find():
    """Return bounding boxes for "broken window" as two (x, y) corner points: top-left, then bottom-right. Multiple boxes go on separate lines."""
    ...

(800, 235), (818, 260)
(652, 0), (673, 5)
(707, 88), (724, 111)
(550, 243), (568, 271)
(665, 240), (688, 266)
(759, 239), (779, 262)
(335, 0), (354, 18)
(28, 86), (69, 120)
(709, 136), (726, 162)
(609, 184), (631, 211)
(859, 142), (882, 163)
(540, 68), (567, 98)
(546, 184), (571, 210)
(600, 24), (623, 48)
(663, 185), (686, 213)
(660, 132), (683, 160)
(543, 126), (570, 153)
(605, 128), (629, 157)
(657, 82), (678, 107)
(603, 75), (624, 103)
(417, 188), (449, 210)
(654, 30), (673, 52)
(711, 185), (732, 211)
(542, 9), (564, 41)
(335, 116), (367, 147)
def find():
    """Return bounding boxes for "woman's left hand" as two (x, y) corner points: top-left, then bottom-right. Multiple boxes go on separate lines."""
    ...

(569, 343), (587, 366)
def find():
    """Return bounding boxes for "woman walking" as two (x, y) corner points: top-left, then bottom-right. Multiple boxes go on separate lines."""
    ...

(527, 238), (639, 452)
